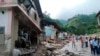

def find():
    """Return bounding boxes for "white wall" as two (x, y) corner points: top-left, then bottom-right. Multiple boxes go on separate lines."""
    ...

(0, 9), (9, 34)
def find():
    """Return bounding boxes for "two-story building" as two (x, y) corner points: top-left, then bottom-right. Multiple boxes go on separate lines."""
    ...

(0, 0), (43, 56)
(96, 11), (100, 27)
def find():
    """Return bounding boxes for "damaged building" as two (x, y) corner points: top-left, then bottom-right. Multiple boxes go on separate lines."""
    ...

(0, 0), (43, 56)
(41, 18), (61, 43)
(96, 11), (100, 27)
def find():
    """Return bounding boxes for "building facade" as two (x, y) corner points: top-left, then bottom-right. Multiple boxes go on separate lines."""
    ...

(96, 11), (100, 26)
(41, 18), (61, 43)
(44, 25), (57, 43)
(0, 0), (43, 56)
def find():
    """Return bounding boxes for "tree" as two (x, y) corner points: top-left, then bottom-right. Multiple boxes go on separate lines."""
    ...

(64, 13), (98, 35)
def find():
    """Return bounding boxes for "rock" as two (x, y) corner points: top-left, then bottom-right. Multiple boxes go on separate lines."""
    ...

(69, 52), (74, 56)
(65, 50), (69, 53)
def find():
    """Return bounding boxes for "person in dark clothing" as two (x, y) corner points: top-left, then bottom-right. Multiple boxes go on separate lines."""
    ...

(97, 38), (100, 55)
(92, 37), (98, 55)
(85, 37), (88, 47)
(89, 37), (94, 54)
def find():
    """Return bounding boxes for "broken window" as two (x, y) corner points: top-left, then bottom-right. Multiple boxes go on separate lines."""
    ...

(0, 26), (5, 34)
(34, 13), (37, 20)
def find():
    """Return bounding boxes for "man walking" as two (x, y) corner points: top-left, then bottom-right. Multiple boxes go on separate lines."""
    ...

(80, 37), (84, 48)
(89, 37), (94, 54)
(92, 37), (98, 55)
(71, 36), (75, 48)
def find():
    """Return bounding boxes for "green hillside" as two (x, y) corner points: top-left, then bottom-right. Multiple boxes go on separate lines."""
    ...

(64, 13), (99, 35)
(43, 13), (99, 35)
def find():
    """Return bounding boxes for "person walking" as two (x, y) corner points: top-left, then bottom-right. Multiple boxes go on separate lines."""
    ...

(80, 37), (84, 48)
(89, 37), (94, 54)
(92, 37), (98, 55)
(85, 37), (88, 47)
(71, 36), (76, 48)
(97, 38), (100, 56)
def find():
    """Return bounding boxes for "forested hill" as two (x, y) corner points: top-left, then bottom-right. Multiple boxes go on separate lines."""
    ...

(43, 13), (99, 35)
(64, 13), (99, 35)
(43, 13), (66, 28)
(57, 19), (66, 25)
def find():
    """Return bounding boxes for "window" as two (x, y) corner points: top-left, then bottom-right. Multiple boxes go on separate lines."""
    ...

(0, 27), (5, 34)
(34, 13), (37, 20)
(1, 11), (4, 14)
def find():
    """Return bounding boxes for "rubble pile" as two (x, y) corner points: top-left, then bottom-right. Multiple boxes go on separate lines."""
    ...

(34, 40), (80, 56)
(53, 49), (80, 56)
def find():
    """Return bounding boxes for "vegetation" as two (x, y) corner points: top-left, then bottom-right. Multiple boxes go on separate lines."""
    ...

(43, 13), (64, 29)
(43, 13), (99, 35)
(64, 13), (99, 35)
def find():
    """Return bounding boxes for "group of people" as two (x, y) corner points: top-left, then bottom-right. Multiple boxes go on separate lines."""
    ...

(71, 36), (89, 48)
(75, 36), (100, 56)
(80, 37), (88, 48)
(70, 35), (100, 56)
(89, 37), (100, 56)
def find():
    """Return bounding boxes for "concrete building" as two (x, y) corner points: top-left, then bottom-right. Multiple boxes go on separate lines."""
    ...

(96, 11), (100, 27)
(0, 0), (43, 56)
(41, 18), (61, 43)
(44, 25), (57, 43)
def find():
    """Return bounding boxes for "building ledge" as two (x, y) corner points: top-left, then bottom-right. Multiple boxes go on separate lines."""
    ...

(0, 4), (18, 8)
(0, 4), (42, 32)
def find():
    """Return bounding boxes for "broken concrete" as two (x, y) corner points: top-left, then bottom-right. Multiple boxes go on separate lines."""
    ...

(34, 39), (81, 56)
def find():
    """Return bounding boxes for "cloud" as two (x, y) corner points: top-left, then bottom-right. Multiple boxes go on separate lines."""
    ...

(40, 0), (100, 20)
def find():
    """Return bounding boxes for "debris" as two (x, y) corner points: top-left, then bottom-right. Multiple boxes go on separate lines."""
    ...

(34, 39), (81, 56)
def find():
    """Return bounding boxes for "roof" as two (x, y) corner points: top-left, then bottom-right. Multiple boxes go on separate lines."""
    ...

(96, 11), (100, 17)
(40, 19), (61, 30)
(33, 0), (43, 18)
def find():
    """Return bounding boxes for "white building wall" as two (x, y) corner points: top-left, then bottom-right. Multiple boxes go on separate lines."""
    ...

(0, 9), (9, 34)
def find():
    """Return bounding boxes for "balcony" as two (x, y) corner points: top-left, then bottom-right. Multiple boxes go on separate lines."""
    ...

(0, 0), (40, 26)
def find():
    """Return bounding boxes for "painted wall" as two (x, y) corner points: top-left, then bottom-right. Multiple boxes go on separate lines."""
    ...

(0, 8), (19, 56)
(45, 26), (52, 36)
(45, 26), (57, 39)
(0, 9), (12, 56)
(0, 9), (9, 34)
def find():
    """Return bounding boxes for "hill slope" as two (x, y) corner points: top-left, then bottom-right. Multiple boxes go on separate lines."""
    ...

(64, 13), (98, 35)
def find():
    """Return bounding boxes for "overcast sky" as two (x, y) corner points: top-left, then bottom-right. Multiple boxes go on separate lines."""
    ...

(39, 0), (100, 20)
